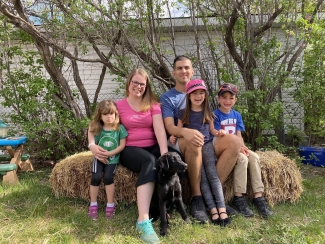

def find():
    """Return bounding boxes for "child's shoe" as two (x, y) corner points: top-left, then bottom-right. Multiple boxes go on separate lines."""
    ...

(88, 205), (98, 220)
(106, 206), (116, 219)
(218, 212), (231, 227)
(253, 196), (273, 218)
(136, 219), (160, 244)
(232, 196), (254, 217)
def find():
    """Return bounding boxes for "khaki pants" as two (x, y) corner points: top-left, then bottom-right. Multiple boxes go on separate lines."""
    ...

(233, 150), (264, 194)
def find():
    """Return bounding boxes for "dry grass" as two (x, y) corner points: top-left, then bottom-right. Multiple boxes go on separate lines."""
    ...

(50, 150), (303, 207)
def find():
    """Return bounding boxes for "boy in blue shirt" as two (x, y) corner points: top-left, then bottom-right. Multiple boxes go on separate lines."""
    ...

(213, 83), (273, 218)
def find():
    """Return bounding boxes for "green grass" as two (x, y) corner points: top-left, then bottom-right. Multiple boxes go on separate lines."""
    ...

(1, 165), (325, 244)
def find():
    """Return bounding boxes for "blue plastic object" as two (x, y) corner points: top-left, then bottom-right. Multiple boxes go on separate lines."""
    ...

(298, 146), (325, 167)
(0, 136), (27, 147)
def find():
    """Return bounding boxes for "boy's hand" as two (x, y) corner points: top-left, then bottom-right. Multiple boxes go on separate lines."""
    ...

(240, 145), (249, 157)
(169, 135), (177, 144)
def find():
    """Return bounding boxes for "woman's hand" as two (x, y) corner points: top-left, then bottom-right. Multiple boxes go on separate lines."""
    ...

(89, 144), (109, 164)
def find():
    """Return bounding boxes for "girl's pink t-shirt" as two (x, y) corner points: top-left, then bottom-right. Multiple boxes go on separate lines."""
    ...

(116, 98), (161, 147)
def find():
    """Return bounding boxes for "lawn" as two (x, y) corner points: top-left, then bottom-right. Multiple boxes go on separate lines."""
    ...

(0, 163), (324, 244)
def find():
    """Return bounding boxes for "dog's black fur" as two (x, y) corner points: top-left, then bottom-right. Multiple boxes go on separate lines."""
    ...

(150, 152), (191, 236)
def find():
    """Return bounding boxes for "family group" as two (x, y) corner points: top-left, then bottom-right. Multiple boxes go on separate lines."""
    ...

(86, 55), (273, 244)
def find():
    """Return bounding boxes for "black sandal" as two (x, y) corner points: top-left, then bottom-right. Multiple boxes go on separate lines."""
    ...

(211, 212), (220, 225)
(218, 212), (231, 227)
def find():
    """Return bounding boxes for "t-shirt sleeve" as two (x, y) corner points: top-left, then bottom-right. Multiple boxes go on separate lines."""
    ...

(150, 103), (162, 116)
(119, 124), (128, 139)
(235, 112), (245, 131)
(160, 93), (174, 119)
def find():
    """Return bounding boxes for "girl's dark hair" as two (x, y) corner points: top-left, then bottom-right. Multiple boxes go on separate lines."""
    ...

(181, 90), (215, 125)
(89, 100), (120, 135)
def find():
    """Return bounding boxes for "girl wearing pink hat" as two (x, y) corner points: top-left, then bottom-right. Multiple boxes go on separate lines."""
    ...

(169, 79), (230, 227)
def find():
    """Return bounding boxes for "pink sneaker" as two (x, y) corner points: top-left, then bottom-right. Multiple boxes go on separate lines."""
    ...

(88, 205), (98, 220)
(106, 206), (115, 219)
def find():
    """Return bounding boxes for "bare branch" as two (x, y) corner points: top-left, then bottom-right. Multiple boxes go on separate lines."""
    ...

(254, 6), (285, 37)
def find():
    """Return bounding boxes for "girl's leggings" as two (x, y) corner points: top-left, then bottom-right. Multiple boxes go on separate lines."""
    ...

(90, 159), (117, 186)
(200, 141), (226, 210)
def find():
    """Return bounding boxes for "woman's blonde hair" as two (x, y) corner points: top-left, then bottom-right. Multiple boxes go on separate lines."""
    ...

(181, 90), (215, 125)
(89, 100), (120, 135)
(125, 68), (158, 111)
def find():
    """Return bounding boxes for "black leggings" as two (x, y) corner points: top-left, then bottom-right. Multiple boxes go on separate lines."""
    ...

(90, 159), (117, 186)
(120, 145), (160, 187)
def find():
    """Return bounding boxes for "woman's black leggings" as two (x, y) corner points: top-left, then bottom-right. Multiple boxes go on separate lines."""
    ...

(119, 144), (160, 187)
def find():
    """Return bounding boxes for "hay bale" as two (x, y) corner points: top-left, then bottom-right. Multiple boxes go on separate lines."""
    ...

(50, 150), (303, 207)
(222, 150), (303, 207)
(50, 151), (138, 203)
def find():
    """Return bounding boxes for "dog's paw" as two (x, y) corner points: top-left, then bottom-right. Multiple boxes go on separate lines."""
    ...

(160, 229), (167, 236)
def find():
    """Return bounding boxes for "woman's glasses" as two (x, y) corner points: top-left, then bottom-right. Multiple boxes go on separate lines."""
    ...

(131, 80), (147, 88)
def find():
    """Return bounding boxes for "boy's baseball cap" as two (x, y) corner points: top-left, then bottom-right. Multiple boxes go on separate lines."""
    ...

(218, 83), (238, 96)
(186, 79), (207, 94)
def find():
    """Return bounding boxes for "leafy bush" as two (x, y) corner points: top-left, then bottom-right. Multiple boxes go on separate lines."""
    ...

(0, 48), (89, 160)
(292, 20), (325, 146)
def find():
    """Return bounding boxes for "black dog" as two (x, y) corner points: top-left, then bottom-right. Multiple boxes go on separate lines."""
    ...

(153, 152), (191, 236)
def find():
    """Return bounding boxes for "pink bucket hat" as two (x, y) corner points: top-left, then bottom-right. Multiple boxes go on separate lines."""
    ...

(186, 79), (207, 94)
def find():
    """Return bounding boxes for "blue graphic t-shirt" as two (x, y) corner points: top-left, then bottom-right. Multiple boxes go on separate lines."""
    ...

(213, 109), (245, 134)
(94, 124), (128, 164)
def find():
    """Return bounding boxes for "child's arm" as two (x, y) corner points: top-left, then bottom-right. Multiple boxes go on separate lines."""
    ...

(88, 127), (109, 163)
(236, 130), (249, 156)
(169, 119), (183, 144)
(209, 121), (226, 137)
(106, 138), (126, 158)
(169, 135), (177, 144)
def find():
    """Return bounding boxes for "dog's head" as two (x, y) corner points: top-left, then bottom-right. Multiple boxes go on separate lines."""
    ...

(158, 152), (187, 173)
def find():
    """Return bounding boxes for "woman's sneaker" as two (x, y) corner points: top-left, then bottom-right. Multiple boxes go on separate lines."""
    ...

(136, 219), (159, 244)
(106, 206), (116, 219)
(88, 205), (98, 220)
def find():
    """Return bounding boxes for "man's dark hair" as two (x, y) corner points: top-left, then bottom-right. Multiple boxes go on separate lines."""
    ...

(173, 55), (192, 69)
